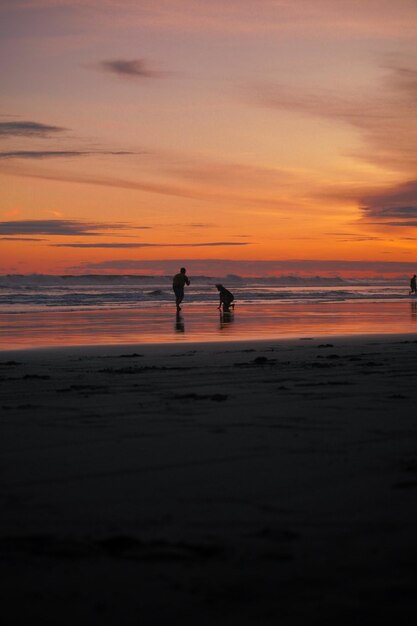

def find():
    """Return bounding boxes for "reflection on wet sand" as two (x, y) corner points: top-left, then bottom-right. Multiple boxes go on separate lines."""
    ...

(175, 312), (185, 333)
(219, 310), (234, 330)
(2, 301), (417, 349)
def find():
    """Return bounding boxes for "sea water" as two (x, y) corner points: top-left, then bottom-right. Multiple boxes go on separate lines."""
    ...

(0, 274), (413, 313)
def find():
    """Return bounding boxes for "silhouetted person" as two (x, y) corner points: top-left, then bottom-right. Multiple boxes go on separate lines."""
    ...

(172, 267), (190, 311)
(410, 274), (416, 295)
(216, 284), (234, 312)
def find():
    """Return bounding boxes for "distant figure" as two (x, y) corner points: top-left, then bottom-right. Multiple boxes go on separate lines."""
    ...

(215, 284), (234, 312)
(172, 267), (190, 311)
(410, 274), (416, 296)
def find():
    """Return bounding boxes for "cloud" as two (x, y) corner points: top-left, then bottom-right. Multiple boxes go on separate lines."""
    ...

(50, 242), (251, 248)
(327, 234), (388, 242)
(0, 236), (46, 241)
(0, 157), (308, 212)
(252, 64), (417, 175)
(375, 221), (417, 227)
(0, 220), (148, 236)
(360, 179), (417, 226)
(97, 59), (166, 79)
(74, 258), (417, 277)
(0, 166), (215, 201)
(3, 166), (211, 204)
(0, 151), (90, 159)
(0, 121), (66, 138)
(7, 1), (415, 38)
(167, 161), (298, 189)
(0, 150), (137, 159)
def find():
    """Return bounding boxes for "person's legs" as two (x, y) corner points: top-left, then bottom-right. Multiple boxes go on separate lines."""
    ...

(223, 296), (233, 312)
(174, 287), (184, 309)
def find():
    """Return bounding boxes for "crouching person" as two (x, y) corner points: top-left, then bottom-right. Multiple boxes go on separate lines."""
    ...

(215, 284), (235, 312)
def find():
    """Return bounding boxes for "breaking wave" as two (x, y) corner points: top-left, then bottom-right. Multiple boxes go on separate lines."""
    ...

(0, 273), (413, 313)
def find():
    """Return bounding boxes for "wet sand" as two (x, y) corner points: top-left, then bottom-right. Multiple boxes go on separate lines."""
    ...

(1, 334), (417, 624)
(1, 299), (417, 349)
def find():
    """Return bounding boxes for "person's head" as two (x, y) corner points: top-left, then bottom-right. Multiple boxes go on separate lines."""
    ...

(180, 267), (186, 274)
(414, 275), (416, 278)
(215, 283), (222, 291)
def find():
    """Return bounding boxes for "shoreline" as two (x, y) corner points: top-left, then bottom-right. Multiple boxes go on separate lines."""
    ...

(2, 299), (417, 351)
(1, 329), (417, 357)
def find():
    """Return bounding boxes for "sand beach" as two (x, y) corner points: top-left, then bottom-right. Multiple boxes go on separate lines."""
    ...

(2, 331), (417, 624)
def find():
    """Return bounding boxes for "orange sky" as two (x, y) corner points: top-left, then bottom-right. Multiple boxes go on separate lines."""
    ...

(0, 0), (416, 276)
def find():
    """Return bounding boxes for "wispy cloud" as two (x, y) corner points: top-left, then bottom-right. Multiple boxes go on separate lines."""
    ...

(0, 158), (308, 212)
(0, 167), (260, 206)
(0, 236), (47, 241)
(97, 59), (167, 79)
(252, 64), (417, 175)
(0, 166), (214, 201)
(189, 223), (215, 228)
(75, 258), (417, 277)
(7, 1), (415, 38)
(325, 232), (388, 242)
(251, 63), (417, 229)
(0, 121), (66, 138)
(0, 151), (91, 160)
(0, 220), (149, 236)
(374, 221), (417, 227)
(0, 150), (138, 159)
(51, 242), (250, 248)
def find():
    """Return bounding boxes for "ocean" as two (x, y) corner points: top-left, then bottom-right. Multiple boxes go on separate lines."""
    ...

(0, 274), (413, 313)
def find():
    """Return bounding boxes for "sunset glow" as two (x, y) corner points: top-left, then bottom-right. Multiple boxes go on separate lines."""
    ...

(1, 0), (416, 277)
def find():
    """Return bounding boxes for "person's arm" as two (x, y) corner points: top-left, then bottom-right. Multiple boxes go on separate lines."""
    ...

(185, 276), (190, 286)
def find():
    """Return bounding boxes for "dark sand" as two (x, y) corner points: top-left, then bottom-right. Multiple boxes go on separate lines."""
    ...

(1, 335), (417, 624)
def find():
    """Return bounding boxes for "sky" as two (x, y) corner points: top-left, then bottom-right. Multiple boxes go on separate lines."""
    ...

(0, 0), (416, 276)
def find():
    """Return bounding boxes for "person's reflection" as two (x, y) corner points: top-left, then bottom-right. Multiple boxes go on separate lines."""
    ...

(175, 311), (185, 333)
(411, 301), (417, 321)
(219, 310), (234, 330)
